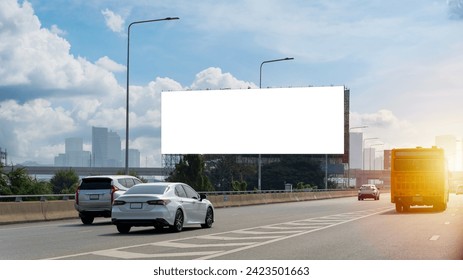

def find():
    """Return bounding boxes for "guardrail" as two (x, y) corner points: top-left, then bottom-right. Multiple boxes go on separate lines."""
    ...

(0, 189), (358, 224)
(0, 194), (74, 202)
(0, 188), (351, 202)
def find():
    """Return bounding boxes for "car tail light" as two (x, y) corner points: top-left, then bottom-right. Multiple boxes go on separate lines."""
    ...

(75, 188), (80, 205)
(113, 200), (126, 206)
(147, 199), (170, 205)
(110, 185), (120, 203)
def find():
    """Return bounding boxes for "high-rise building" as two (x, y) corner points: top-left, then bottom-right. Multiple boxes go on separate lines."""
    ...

(92, 126), (122, 167)
(66, 137), (84, 167)
(107, 131), (122, 167)
(349, 132), (363, 169)
(54, 137), (91, 167)
(92, 126), (108, 167)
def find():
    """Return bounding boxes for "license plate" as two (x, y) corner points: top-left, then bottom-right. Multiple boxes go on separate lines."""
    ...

(130, 203), (143, 209)
(89, 194), (99, 200)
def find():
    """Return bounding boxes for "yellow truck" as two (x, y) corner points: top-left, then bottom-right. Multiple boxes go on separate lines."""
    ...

(390, 147), (449, 212)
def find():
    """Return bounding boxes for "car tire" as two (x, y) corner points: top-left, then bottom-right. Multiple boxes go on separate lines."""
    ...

(170, 209), (184, 232)
(117, 224), (131, 234)
(80, 215), (94, 225)
(201, 207), (214, 228)
(395, 202), (403, 213)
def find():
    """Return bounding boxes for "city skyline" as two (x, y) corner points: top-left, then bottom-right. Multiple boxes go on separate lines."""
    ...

(54, 126), (140, 168)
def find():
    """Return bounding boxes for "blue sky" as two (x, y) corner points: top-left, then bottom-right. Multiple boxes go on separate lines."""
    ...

(1, 0), (463, 166)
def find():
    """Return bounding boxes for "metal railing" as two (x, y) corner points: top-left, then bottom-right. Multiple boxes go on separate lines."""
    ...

(0, 188), (352, 202)
(0, 194), (75, 202)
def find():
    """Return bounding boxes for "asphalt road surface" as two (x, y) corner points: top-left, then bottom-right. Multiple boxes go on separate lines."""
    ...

(1, 193), (463, 260)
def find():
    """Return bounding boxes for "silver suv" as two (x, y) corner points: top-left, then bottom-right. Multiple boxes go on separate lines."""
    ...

(75, 175), (143, 224)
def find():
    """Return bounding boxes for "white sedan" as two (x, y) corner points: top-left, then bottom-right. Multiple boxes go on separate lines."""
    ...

(111, 182), (214, 234)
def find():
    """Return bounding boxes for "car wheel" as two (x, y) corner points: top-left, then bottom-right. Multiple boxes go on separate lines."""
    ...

(395, 202), (403, 213)
(171, 209), (184, 232)
(80, 215), (94, 225)
(201, 207), (213, 228)
(117, 224), (131, 234)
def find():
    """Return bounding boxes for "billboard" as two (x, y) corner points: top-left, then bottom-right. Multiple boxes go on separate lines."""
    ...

(161, 86), (345, 154)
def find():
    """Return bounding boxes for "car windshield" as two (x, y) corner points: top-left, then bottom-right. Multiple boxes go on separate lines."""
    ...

(124, 184), (169, 195)
(80, 178), (112, 190)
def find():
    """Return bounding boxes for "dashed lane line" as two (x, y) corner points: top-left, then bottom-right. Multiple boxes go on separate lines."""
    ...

(429, 235), (440, 241)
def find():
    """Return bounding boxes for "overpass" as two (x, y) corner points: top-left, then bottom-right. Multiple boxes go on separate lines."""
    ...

(1, 165), (173, 177)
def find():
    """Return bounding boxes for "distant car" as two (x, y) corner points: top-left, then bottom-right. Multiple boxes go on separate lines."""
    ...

(74, 175), (143, 224)
(111, 182), (214, 234)
(456, 185), (463, 195)
(358, 184), (380, 200)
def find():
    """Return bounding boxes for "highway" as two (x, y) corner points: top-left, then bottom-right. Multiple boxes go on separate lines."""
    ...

(1, 193), (463, 260)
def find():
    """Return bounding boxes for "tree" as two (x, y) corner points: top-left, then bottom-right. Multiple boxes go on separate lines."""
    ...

(232, 180), (247, 192)
(50, 169), (79, 194)
(167, 154), (214, 192)
(0, 162), (9, 195)
(204, 155), (256, 191)
(0, 166), (52, 197)
(261, 155), (324, 190)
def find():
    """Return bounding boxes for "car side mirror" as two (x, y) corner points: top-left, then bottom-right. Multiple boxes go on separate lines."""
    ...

(200, 194), (207, 201)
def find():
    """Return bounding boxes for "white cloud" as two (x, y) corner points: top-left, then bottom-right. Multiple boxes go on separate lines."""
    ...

(0, 0), (123, 101)
(50, 24), (66, 36)
(101, 8), (125, 33)
(190, 67), (256, 90)
(95, 56), (126, 73)
(0, 99), (75, 163)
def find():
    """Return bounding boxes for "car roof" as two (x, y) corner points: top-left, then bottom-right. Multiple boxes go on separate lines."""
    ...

(134, 182), (183, 187)
(82, 175), (139, 179)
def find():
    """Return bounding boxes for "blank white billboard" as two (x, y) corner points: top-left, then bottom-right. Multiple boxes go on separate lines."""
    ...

(161, 86), (344, 154)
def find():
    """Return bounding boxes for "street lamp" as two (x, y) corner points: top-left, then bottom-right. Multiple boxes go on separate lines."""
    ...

(125, 17), (179, 175)
(257, 57), (294, 190)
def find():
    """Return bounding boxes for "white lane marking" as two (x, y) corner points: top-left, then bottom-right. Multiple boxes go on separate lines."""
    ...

(48, 206), (392, 260)
(430, 235), (440, 241)
(260, 225), (318, 230)
(197, 207), (392, 260)
(96, 250), (223, 259)
(197, 235), (283, 240)
(155, 241), (256, 249)
(234, 230), (302, 235)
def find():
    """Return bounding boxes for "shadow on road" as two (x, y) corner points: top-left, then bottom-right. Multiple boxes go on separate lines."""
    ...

(99, 226), (203, 236)
(380, 207), (444, 215)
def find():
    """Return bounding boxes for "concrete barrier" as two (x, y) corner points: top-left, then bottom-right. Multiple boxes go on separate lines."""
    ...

(0, 200), (77, 224)
(0, 191), (357, 224)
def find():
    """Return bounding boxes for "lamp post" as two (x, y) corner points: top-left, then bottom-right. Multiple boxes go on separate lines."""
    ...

(125, 17), (179, 175)
(257, 57), (294, 190)
(347, 126), (368, 188)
